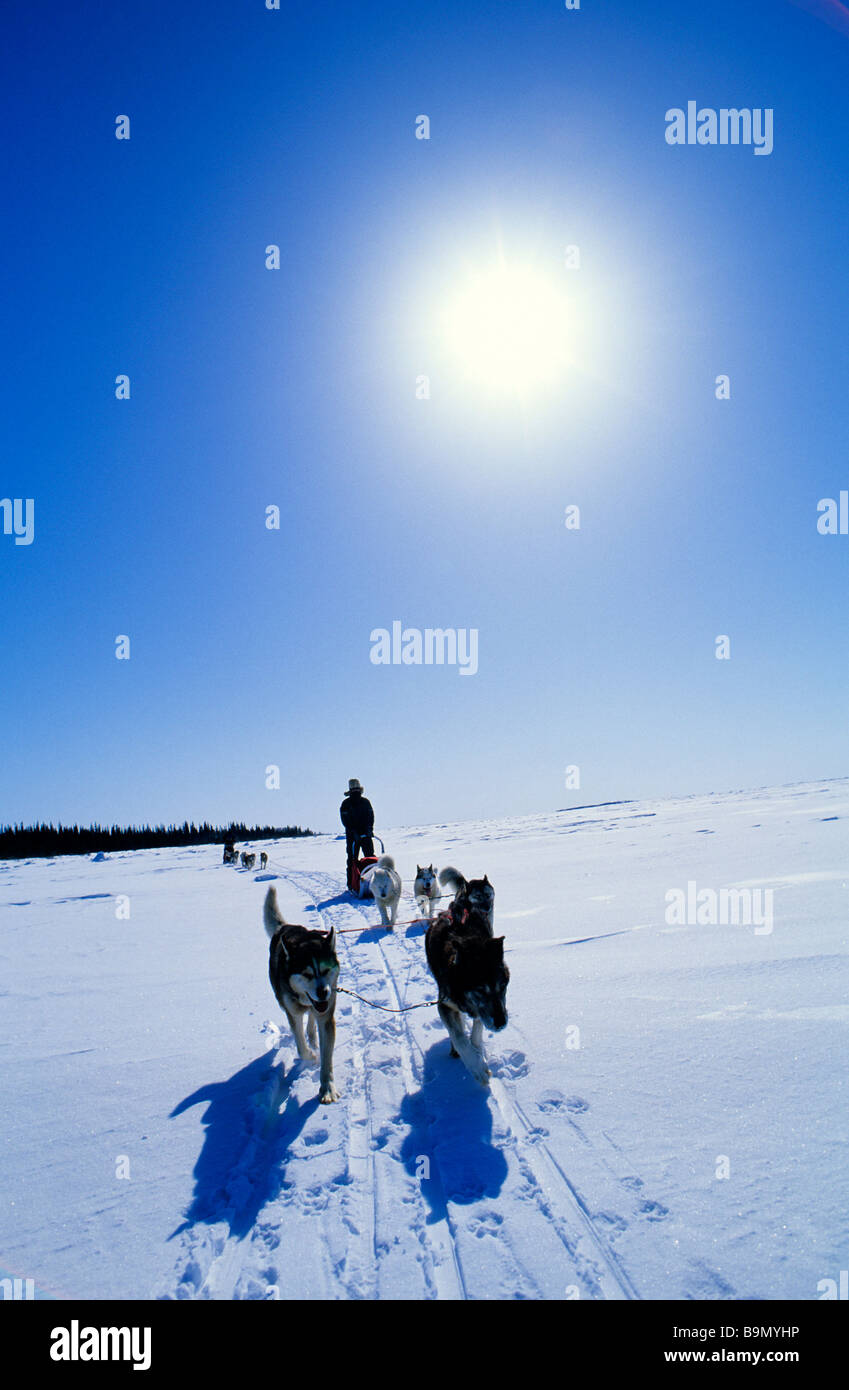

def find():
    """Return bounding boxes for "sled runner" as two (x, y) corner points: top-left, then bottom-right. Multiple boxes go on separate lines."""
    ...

(348, 834), (384, 897)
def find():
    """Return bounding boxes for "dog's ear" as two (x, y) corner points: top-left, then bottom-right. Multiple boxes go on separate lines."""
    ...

(489, 936), (505, 956)
(325, 926), (337, 954)
(483, 874), (491, 884)
(416, 865), (422, 875)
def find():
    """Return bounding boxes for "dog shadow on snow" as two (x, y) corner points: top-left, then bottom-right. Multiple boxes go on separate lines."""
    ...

(307, 897), (394, 945)
(310, 892), (352, 911)
(398, 1041), (508, 1220)
(167, 1051), (320, 1241)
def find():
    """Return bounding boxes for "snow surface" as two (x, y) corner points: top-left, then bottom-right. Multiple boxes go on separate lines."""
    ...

(1, 780), (847, 1300)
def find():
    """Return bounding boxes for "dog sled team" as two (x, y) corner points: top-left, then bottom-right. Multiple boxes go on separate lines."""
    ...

(259, 777), (509, 1104)
(223, 842), (267, 871)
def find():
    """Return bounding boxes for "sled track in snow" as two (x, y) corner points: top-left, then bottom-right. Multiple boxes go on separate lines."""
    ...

(166, 861), (645, 1299)
(486, 1080), (640, 1299)
(162, 863), (466, 1301)
(368, 888), (639, 1300)
(281, 866), (467, 1299)
(286, 865), (641, 1301)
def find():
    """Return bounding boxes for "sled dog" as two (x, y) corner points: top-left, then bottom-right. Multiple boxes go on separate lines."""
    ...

(438, 866), (495, 929)
(413, 864), (440, 920)
(263, 886), (340, 1103)
(425, 905), (509, 1086)
(367, 854), (402, 928)
(260, 851), (268, 870)
(242, 851), (256, 869)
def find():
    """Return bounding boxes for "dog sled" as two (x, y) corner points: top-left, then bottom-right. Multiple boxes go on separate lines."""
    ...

(347, 834), (384, 898)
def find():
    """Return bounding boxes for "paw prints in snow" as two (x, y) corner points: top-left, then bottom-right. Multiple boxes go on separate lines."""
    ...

(468, 1209), (504, 1239)
(491, 1049), (529, 1079)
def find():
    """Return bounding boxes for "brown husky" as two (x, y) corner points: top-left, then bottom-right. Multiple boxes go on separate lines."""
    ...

(263, 887), (340, 1103)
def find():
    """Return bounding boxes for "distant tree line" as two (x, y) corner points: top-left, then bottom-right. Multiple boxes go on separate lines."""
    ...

(0, 821), (315, 861)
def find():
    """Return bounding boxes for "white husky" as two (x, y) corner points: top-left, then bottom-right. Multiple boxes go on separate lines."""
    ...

(365, 854), (402, 928)
(413, 864), (440, 921)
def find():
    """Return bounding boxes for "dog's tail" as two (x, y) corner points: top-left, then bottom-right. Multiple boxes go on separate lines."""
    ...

(263, 885), (286, 938)
(377, 854), (395, 871)
(439, 866), (467, 894)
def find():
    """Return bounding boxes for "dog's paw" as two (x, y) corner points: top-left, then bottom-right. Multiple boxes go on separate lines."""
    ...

(468, 1059), (491, 1086)
(298, 1047), (319, 1064)
(318, 1083), (340, 1104)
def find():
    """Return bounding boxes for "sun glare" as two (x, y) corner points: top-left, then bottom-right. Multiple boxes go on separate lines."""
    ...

(441, 263), (575, 396)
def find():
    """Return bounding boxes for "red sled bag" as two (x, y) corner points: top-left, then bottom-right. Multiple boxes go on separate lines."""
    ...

(348, 854), (378, 896)
(346, 833), (384, 896)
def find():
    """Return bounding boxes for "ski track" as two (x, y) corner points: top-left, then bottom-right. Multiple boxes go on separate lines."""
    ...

(161, 858), (676, 1300)
(364, 889), (639, 1300)
(283, 867), (466, 1300)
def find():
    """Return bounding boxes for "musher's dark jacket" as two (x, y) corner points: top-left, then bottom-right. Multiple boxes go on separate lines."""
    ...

(340, 792), (374, 839)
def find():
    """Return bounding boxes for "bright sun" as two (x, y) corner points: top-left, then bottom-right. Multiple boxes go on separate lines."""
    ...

(441, 264), (574, 396)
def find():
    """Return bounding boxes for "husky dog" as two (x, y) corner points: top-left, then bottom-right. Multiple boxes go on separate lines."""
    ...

(223, 843), (236, 864)
(413, 864), (440, 921)
(438, 866), (495, 930)
(367, 854), (402, 928)
(263, 887), (340, 1103)
(260, 851), (268, 870)
(425, 906), (509, 1085)
(243, 851), (256, 870)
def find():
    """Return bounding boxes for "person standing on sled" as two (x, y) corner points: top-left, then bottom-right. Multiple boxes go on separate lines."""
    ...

(341, 778), (374, 888)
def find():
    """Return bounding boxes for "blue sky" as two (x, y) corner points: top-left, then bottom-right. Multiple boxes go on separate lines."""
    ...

(2, 0), (848, 835)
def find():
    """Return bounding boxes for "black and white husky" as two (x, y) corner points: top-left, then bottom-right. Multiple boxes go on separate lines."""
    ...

(263, 887), (340, 1103)
(413, 864), (440, 920)
(438, 866), (495, 930)
(425, 905), (509, 1086)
